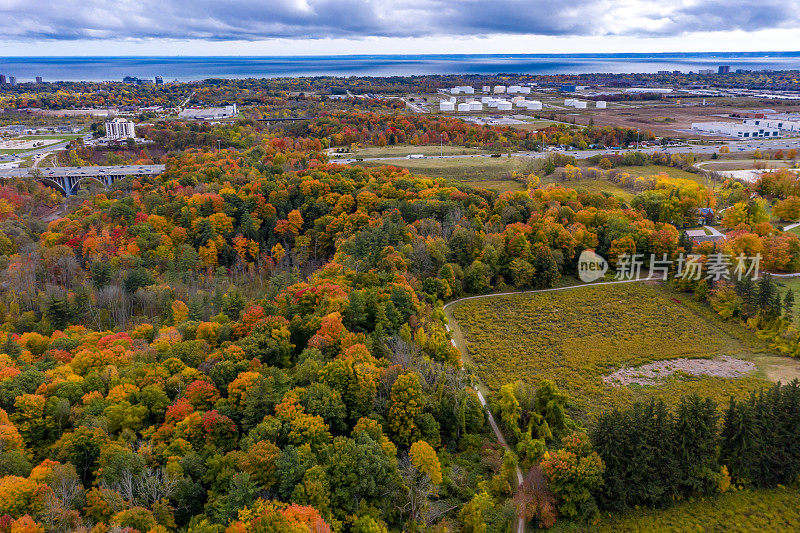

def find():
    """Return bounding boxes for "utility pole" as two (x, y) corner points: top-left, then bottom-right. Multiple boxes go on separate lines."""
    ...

(217, 139), (221, 152)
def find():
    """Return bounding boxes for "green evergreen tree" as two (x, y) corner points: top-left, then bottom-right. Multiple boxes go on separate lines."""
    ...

(784, 289), (795, 322)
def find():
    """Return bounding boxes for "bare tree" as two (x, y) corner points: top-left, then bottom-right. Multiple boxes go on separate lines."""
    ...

(398, 454), (436, 527)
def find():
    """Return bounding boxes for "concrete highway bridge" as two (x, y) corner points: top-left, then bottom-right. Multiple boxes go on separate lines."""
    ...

(0, 165), (166, 196)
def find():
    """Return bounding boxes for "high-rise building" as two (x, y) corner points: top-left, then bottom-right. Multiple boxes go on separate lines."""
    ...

(0, 75), (6, 85)
(718, 65), (730, 74)
(155, 76), (163, 85)
(8, 76), (16, 85)
(35, 76), (43, 83)
(105, 118), (136, 140)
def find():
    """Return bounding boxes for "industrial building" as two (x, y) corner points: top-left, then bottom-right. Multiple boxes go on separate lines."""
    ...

(178, 104), (238, 120)
(691, 121), (781, 138)
(517, 100), (542, 110)
(742, 118), (800, 133)
(105, 118), (136, 140)
(0, 75), (5, 85)
(35, 76), (43, 83)
(8, 76), (16, 85)
(564, 99), (587, 108)
(450, 86), (475, 94)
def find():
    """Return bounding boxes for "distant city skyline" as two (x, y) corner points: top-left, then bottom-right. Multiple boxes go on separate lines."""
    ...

(0, 0), (798, 56)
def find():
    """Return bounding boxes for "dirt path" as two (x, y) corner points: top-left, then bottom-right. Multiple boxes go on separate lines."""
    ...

(444, 321), (525, 533)
(442, 278), (657, 533)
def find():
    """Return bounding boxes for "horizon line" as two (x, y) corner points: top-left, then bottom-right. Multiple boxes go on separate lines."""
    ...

(1, 51), (800, 59)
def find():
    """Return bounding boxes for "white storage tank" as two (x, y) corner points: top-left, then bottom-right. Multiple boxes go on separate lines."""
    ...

(497, 101), (512, 111)
(462, 86), (475, 94)
(527, 100), (543, 110)
(457, 103), (471, 112)
(564, 98), (577, 106)
(481, 96), (493, 103)
(507, 85), (523, 93)
(450, 87), (460, 94)
(487, 99), (499, 108)
(521, 87), (531, 94)
(574, 101), (587, 109)
(596, 101), (607, 109)
(440, 101), (455, 112)
(469, 101), (482, 111)
(494, 85), (506, 94)
(449, 96), (456, 103)
(482, 85), (490, 93)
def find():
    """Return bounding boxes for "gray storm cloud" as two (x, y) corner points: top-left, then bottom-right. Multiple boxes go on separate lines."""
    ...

(0, 0), (797, 41)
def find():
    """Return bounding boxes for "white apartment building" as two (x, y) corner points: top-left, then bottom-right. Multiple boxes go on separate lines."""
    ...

(105, 118), (136, 140)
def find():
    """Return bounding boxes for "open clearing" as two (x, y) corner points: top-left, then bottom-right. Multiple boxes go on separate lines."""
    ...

(0, 138), (60, 150)
(700, 159), (791, 172)
(603, 355), (756, 387)
(587, 487), (800, 532)
(358, 160), (690, 197)
(565, 102), (800, 138)
(448, 282), (800, 418)
(358, 156), (529, 192)
(347, 144), (488, 159)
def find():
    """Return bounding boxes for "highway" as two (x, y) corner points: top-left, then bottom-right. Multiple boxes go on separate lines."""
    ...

(329, 137), (800, 165)
(0, 133), (94, 167)
(0, 164), (166, 179)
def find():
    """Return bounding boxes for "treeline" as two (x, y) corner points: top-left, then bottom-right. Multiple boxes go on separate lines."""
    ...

(301, 110), (653, 151)
(0, 82), (191, 110)
(593, 382), (800, 510)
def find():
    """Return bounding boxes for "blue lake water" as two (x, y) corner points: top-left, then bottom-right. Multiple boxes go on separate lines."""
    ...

(0, 53), (797, 82)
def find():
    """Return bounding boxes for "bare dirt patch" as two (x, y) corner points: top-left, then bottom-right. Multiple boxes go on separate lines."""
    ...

(603, 355), (756, 387)
(567, 103), (800, 138)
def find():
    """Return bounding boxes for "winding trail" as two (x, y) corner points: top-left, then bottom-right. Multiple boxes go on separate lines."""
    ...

(442, 278), (654, 533)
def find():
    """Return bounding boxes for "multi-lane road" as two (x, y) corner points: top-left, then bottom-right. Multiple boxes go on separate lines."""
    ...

(0, 164), (166, 179)
(329, 137), (800, 165)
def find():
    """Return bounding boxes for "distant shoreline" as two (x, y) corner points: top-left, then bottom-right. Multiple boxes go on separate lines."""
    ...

(0, 52), (797, 82)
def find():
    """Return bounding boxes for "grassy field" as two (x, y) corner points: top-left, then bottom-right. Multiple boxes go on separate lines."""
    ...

(449, 282), (797, 418)
(358, 157), (661, 197)
(585, 487), (800, 532)
(358, 155), (530, 192)
(540, 176), (636, 201)
(346, 145), (488, 159)
(19, 134), (82, 140)
(700, 159), (791, 172)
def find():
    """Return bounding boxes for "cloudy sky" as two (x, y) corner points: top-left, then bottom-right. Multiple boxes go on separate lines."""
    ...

(0, 0), (798, 55)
